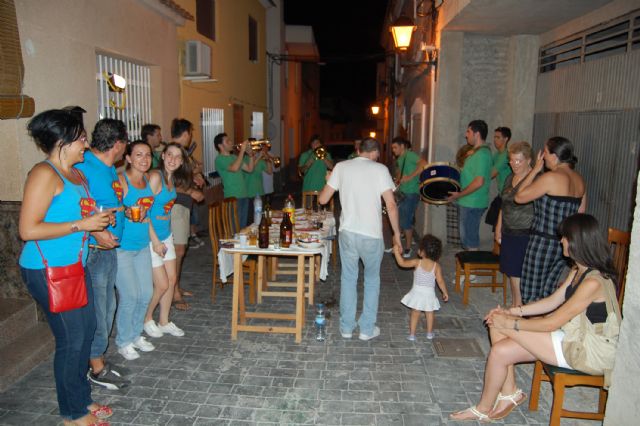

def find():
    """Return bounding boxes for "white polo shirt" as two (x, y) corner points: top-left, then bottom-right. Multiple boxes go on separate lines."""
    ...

(326, 157), (395, 239)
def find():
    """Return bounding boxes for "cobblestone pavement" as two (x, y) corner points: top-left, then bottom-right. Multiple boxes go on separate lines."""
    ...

(0, 231), (603, 425)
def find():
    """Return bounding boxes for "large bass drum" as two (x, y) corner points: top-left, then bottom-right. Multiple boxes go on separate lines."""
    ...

(419, 162), (461, 205)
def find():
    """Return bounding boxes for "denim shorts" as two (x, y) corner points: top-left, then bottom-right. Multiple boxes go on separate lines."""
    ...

(398, 193), (419, 230)
(459, 206), (486, 249)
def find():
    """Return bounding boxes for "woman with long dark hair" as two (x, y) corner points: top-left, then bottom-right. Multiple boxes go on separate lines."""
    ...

(450, 213), (617, 422)
(19, 109), (113, 425)
(515, 136), (586, 303)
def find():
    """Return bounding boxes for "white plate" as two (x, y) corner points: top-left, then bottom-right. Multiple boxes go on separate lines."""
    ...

(297, 240), (323, 249)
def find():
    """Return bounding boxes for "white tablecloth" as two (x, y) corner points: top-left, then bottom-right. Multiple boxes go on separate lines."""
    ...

(218, 213), (336, 283)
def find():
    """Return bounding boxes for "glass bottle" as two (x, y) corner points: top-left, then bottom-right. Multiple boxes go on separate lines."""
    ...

(280, 211), (293, 248)
(315, 303), (326, 342)
(258, 211), (269, 249)
(283, 194), (295, 224)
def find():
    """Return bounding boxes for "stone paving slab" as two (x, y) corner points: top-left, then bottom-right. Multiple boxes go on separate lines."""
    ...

(0, 232), (604, 425)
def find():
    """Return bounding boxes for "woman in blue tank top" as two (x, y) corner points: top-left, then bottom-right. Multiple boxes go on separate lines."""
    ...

(18, 110), (113, 425)
(115, 140), (156, 361)
(143, 143), (190, 339)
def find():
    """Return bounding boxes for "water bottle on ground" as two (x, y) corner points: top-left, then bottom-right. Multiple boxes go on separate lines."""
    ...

(315, 303), (326, 341)
(253, 195), (262, 225)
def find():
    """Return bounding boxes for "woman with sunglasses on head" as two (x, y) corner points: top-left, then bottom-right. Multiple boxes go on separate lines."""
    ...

(143, 143), (190, 339)
(451, 213), (618, 422)
(19, 109), (113, 426)
(115, 140), (156, 361)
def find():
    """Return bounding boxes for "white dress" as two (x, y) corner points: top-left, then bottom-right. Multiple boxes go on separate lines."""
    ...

(401, 263), (441, 312)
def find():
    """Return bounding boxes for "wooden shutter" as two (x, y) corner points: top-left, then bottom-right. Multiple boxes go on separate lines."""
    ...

(0, 0), (34, 119)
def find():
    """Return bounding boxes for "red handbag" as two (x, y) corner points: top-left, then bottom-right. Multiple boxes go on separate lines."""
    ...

(35, 232), (88, 313)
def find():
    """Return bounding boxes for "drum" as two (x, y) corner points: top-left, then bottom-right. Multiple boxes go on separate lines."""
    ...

(419, 162), (461, 205)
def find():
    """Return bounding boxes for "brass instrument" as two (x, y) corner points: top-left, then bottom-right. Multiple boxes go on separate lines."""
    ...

(272, 156), (281, 167)
(314, 146), (327, 160)
(235, 139), (271, 152)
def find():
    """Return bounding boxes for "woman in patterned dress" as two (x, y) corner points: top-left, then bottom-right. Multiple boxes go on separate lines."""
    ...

(515, 137), (586, 303)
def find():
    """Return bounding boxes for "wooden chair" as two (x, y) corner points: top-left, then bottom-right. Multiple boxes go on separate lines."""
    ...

(302, 191), (337, 267)
(454, 242), (507, 305)
(528, 228), (629, 425)
(222, 197), (240, 238)
(208, 201), (225, 302)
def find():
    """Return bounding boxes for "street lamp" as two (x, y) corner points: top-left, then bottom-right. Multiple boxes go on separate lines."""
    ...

(369, 131), (376, 138)
(390, 15), (416, 51)
(371, 105), (380, 115)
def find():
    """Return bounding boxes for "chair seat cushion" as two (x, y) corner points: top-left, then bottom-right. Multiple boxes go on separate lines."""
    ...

(456, 251), (499, 265)
(543, 363), (596, 378)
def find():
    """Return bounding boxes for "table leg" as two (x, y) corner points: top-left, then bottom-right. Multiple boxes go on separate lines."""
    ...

(308, 255), (316, 306)
(257, 255), (265, 304)
(231, 253), (242, 340)
(295, 255), (305, 343)
(238, 257), (246, 324)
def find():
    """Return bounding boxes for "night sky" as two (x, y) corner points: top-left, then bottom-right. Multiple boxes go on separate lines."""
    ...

(283, 0), (389, 122)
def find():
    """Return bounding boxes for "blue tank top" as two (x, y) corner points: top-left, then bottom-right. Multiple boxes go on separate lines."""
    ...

(19, 161), (92, 268)
(119, 173), (154, 251)
(75, 151), (125, 244)
(149, 172), (176, 241)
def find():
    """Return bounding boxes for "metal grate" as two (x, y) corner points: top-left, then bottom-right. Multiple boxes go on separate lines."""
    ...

(202, 107), (224, 176)
(539, 9), (640, 73)
(433, 338), (484, 358)
(96, 54), (151, 141)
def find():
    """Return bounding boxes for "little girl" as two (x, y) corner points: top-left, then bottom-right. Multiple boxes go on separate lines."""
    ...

(394, 234), (449, 340)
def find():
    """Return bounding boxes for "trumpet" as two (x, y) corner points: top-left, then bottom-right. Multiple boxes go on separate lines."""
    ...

(235, 139), (271, 152)
(272, 156), (281, 167)
(314, 146), (328, 160)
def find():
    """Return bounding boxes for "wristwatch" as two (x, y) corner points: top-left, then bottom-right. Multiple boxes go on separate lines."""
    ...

(71, 222), (80, 233)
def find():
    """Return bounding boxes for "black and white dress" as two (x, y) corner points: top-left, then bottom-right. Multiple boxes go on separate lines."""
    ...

(401, 263), (441, 312)
(520, 194), (581, 303)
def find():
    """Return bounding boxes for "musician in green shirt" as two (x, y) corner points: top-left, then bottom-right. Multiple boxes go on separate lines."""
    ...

(298, 135), (334, 191)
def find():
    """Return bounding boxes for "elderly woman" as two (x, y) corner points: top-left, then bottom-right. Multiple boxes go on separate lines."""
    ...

(515, 137), (586, 304)
(495, 142), (534, 307)
(19, 110), (113, 425)
(450, 213), (618, 422)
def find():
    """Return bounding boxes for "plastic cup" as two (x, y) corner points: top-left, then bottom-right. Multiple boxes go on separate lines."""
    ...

(249, 232), (257, 246)
(238, 234), (248, 247)
(130, 205), (141, 222)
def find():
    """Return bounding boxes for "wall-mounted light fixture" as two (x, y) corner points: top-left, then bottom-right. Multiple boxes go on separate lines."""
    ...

(369, 131), (377, 138)
(390, 15), (416, 51)
(371, 105), (380, 115)
(104, 72), (127, 110)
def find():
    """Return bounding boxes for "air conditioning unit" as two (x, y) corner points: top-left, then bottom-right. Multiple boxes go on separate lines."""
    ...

(184, 40), (211, 78)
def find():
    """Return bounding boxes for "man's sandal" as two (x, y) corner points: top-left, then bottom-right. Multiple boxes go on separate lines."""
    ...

(449, 406), (493, 423)
(490, 389), (527, 420)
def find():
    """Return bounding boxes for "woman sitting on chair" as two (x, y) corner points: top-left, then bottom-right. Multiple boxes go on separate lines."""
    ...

(450, 213), (617, 422)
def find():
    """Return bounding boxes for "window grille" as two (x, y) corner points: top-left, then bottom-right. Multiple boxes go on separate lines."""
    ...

(539, 9), (640, 73)
(202, 107), (224, 175)
(251, 111), (264, 139)
(96, 54), (151, 141)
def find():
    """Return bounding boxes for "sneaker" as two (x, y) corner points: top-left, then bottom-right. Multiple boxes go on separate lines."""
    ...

(188, 236), (202, 249)
(452, 274), (477, 285)
(407, 335), (416, 342)
(118, 344), (140, 361)
(383, 247), (393, 253)
(359, 326), (380, 341)
(426, 332), (435, 340)
(402, 249), (413, 259)
(340, 330), (353, 339)
(88, 364), (130, 390)
(157, 321), (185, 337)
(132, 336), (155, 352)
(144, 320), (163, 338)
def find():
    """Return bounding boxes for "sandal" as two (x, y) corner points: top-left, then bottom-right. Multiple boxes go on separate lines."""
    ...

(449, 406), (493, 423)
(89, 405), (113, 419)
(181, 290), (194, 297)
(172, 300), (190, 311)
(490, 389), (527, 420)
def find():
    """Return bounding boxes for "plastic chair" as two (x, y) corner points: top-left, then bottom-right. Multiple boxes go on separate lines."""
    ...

(454, 242), (507, 305)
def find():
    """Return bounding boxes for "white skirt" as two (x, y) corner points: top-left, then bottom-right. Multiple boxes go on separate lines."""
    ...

(401, 286), (441, 312)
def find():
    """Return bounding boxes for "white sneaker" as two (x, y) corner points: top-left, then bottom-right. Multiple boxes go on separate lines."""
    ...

(118, 344), (140, 361)
(144, 320), (163, 338)
(132, 336), (155, 352)
(452, 274), (477, 285)
(359, 326), (381, 341)
(158, 321), (185, 337)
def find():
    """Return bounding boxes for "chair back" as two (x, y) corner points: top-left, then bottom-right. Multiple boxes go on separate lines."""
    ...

(608, 227), (630, 310)
(208, 201), (225, 257)
(222, 197), (240, 238)
(302, 190), (334, 211)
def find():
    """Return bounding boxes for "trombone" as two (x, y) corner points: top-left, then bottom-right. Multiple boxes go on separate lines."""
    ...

(235, 139), (271, 152)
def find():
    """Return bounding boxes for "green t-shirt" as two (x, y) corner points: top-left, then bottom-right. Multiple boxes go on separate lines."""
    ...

(244, 158), (266, 197)
(215, 154), (247, 198)
(397, 150), (420, 194)
(298, 149), (333, 191)
(459, 145), (492, 208)
(493, 149), (511, 193)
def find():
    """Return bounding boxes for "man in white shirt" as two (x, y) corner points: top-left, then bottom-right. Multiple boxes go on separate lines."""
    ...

(319, 138), (401, 341)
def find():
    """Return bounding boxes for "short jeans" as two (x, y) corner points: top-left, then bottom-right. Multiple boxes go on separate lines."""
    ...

(171, 204), (190, 245)
(150, 234), (177, 268)
(550, 329), (572, 369)
(459, 205), (486, 249)
(398, 193), (419, 230)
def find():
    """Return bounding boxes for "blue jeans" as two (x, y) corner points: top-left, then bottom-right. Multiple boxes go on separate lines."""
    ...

(21, 267), (95, 420)
(238, 197), (249, 228)
(459, 206), (487, 249)
(338, 230), (384, 335)
(115, 247), (153, 348)
(86, 248), (117, 359)
(398, 193), (419, 230)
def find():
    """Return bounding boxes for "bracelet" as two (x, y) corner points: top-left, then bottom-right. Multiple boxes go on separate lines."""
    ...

(71, 222), (80, 233)
(519, 306), (524, 317)
(513, 319), (520, 332)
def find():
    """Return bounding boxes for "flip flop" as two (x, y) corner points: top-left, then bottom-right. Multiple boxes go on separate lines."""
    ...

(449, 406), (493, 423)
(490, 389), (527, 420)
(172, 300), (190, 311)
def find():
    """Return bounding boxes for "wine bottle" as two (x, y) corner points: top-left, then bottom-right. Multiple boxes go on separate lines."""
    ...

(258, 211), (269, 248)
(280, 212), (293, 248)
